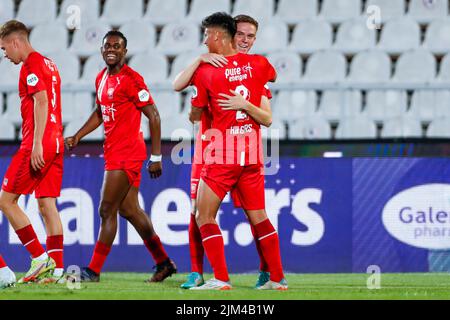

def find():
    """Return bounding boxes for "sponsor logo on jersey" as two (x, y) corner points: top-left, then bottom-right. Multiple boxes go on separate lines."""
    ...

(138, 90), (150, 102)
(108, 88), (115, 100)
(225, 63), (253, 82)
(27, 74), (39, 87)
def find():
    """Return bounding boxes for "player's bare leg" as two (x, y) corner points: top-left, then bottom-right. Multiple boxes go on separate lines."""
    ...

(0, 191), (53, 283)
(119, 186), (177, 282)
(81, 170), (131, 282)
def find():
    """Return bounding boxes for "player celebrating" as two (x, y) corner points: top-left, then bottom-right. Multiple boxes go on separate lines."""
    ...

(0, 20), (65, 284)
(189, 12), (287, 290)
(65, 31), (176, 282)
(0, 254), (16, 289)
(173, 15), (274, 289)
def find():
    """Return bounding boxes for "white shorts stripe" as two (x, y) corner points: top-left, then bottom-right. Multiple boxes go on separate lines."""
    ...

(258, 231), (277, 241)
(202, 234), (222, 243)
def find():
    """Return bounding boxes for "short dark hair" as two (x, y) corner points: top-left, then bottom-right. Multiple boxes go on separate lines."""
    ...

(0, 20), (30, 40)
(103, 30), (127, 48)
(234, 15), (259, 31)
(201, 12), (237, 39)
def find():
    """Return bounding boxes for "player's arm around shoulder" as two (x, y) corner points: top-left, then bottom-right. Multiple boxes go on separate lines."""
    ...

(141, 104), (162, 179)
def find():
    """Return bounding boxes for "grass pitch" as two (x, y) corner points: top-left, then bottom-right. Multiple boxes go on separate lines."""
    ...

(1, 273), (449, 300)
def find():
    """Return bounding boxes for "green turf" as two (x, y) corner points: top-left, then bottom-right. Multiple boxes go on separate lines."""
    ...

(1, 273), (449, 300)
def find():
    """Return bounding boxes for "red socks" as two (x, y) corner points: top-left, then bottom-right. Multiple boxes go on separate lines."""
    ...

(200, 224), (229, 282)
(16, 225), (46, 259)
(250, 224), (269, 272)
(144, 236), (169, 265)
(88, 241), (111, 274)
(254, 219), (285, 282)
(47, 235), (64, 269)
(0, 255), (7, 268)
(189, 214), (204, 274)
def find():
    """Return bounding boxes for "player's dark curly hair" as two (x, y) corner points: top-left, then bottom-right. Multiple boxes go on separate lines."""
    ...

(103, 30), (128, 48)
(201, 12), (237, 39)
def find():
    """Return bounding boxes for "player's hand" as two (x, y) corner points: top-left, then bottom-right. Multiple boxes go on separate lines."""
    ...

(218, 89), (249, 111)
(65, 136), (79, 151)
(31, 142), (45, 171)
(200, 53), (228, 68)
(147, 161), (162, 179)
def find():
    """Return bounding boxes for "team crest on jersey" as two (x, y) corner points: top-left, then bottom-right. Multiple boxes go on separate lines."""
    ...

(138, 90), (150, 102)
(3, 178), (8, 186)
(192, 86), (198, 99)
(27, 74), (39, 87)
(108, 87), (115, 100)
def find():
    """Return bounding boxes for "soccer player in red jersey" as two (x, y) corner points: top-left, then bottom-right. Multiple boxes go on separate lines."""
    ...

(0, 254), (16, 289)
(188, 13), (287, 290)
(0, 20), (65, 284)
(173, 15), (274, 289)
(65, 31), (176, 282)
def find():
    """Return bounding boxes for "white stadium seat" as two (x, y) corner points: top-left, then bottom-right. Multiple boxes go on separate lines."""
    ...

(119, 22), (157, 55)
(144, 0), (188, 26)
(261, 120), (287, 140)
(129, 52), (169, 85)
(80, 54), (106, 87)
(407, 90), (450, 122)
(320, 0), (362, 23)
(378, 18), (421, 54)
(318, 90), (362, 122)
(101, 0), (144, 26)
(0, 117), (15, 140)
(423, 19), (450, 54)
(30, 23), (69, 55)
(289, 116), (332, 140)
(437, 53), (450, 81)
(427, 118), (450, 138)
(273, 90), (317, 124)
(364, 0), (405, 22)
(48, 52), (80, 85)
(334, 19), (376, 54)
(69, 21), (111, 58)
(393, 50), (436, 83)
(348, 50), (392, 83)
(289, 19), (333, 54)
(251, 20), (289, 54)
(156, 22), (200, 56)
(408, 0), (448, 23)
(187, 0), (231, 23)
(0, 0), (14, 24)
(161, 116), (194, 140)
(5, 93), (21, 125)
(151, 91), (182, 120)
(434, 91), (450, 118)
(169, 50), (205, 80)
(381, 117), (423, 138)
(16, 0), (57, 28)
(73, 92), (96, 119)
(0, 94), (3, 115)
(266, 52), (302, 84)
(364, 90), (408, 122)
(336, 116), (377, 139)
(58, 0), (100, 28)
(303, 51), (347, 83)
(275, 0), (319, 24)
(65, 119), (104, 140)
(0, 59), (21, 88)
(61, 93), (76, 123)
(232, 0), (275, 22)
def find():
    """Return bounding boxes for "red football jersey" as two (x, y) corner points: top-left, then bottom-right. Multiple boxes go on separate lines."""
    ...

(18, 52), (63, 153)
(95, 64), (154, 162)
(191, 53), (276, 166)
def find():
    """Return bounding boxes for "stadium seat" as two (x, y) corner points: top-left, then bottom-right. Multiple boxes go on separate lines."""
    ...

(57, 0), (100, 28)
(334, 19), (376, 54)
(378, 18), (421, 54)
(261, 120), (287, 140)
(156, 22), (201, 56)
(423, 19), (450, 54)
(79, 54), (106, 87)
(161, 116), (194, 140)
(393, 50), (436, 83)
(381, 117), (423, 138)
(427, 118), (450, 138)
(251, 20), (289, 54)
(434, 91), (450, 118)
(29, 23), (69, 56)
(364, 90), (408, 122)
(273, 90), (317, 124)
(0, 117), (15, 140)
(289, 116), (332, 140)
(407, 0), (448, 23)
(5, 93), (21, 125)
(119, 21), (157, 55)
(187, 0), (231, 23)
(129, 52), (169, 85)
(0, 93), (3, 113)
(69, 21), (111, 58)
(364, 0), (405, 22)
(0, 59), (21, 88)
(151, 91), (182, 120)
(437, 53), (450, 81)
(72, 92), (96, 120)
(144, 0), (188, 26)
(65, 119), (104, 140)
(318, 90), (362, 122)
(232, 0), (275, 22)
(407, 90), (450, 122)
(101, 0), (144, 26)
(266, 52), (302, 84)
(16, 0), (57, 28)
(48, 52), (81, 85)
(0, 0), (14, 25)
(289, 19), (333, 54)
(348, 50), (392, 83)
(275, 0), (319, 24)
(335, 116), (377, 139)
(303, 51), (347, 83)
(320, 0), (362, 23)
(61, 93), (76, 123)
(169, 50), (205, 80)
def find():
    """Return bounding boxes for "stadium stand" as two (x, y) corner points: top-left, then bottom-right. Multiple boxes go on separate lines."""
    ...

(275, 0), (319, 24)
(0, 0), (14, 25)
(16, 0), (57, 28)
(144, 0), (188, 26)
(187, 0), (231, 23)
(57, 0), (101, 28)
